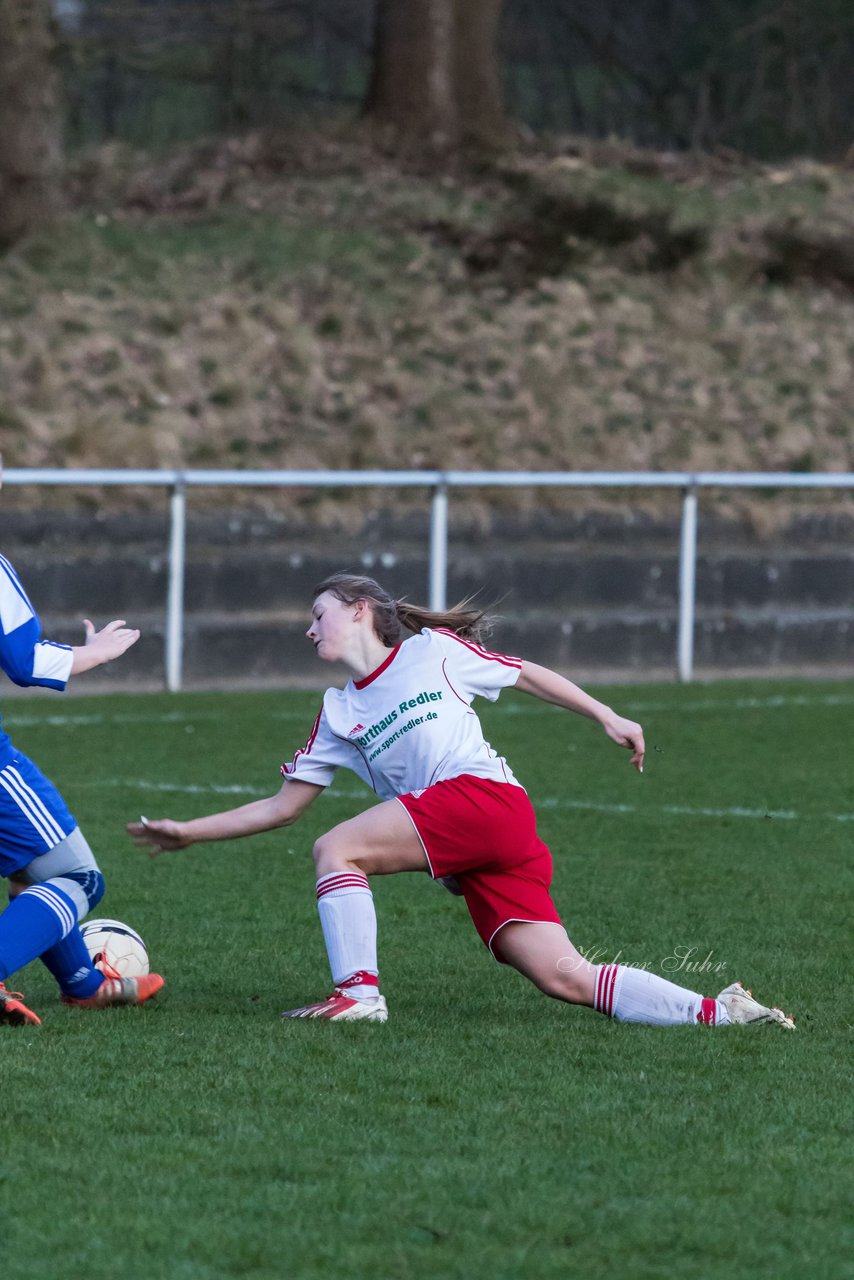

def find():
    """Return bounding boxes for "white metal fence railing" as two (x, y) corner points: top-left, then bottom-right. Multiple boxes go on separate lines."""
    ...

(5, 468), (854, 689)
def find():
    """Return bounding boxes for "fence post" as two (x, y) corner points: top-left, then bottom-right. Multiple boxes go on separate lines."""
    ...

(677, 485), (698, 682)
(429, 481), (449, 612)
(166, 479), (186, 691)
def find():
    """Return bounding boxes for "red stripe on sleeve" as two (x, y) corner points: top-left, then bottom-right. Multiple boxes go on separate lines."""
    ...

(433, 628), (522, 669)
(281, 707), (323, 776)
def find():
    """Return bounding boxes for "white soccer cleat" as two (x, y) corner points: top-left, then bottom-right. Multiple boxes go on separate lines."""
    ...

(717, 981), (795, 1030)
(281, 990), (388, 1022)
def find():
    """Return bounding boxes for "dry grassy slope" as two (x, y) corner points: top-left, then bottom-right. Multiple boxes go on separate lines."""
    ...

(0, 130), (852, 531)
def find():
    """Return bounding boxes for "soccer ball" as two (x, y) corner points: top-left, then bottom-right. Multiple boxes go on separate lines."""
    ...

(80, 918), (150, 979)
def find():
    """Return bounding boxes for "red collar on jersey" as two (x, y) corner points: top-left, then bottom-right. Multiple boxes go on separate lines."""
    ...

(353, 644), (401, 690)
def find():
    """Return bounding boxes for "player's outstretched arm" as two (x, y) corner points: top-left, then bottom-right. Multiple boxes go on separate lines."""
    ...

(515, 660), (645, 772)
(127, 778), (323, 856)
(70, 618), (140, 675)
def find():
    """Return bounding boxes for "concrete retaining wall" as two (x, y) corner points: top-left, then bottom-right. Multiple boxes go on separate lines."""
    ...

(2, 508), (851, 687)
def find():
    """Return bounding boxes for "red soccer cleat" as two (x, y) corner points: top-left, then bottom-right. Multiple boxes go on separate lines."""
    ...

(62, 973), (164, 1009)
(0, 981), (41, 1027)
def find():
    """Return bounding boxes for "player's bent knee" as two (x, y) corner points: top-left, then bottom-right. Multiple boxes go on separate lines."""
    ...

(61, 868), (105, 918)
(312, 833), (355, 876)
(312, 834), (330, 870)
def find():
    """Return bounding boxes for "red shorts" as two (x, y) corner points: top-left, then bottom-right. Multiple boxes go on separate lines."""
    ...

(396, 774), (563, 959)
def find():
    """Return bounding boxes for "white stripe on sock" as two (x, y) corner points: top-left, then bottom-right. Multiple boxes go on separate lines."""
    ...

(26, 884), (76, 934)
(21, 884), (76, 938)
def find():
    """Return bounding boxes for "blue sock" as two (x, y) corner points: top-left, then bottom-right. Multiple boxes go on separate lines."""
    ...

(40, 927), (104, 998)
(0, 883), (81, 983)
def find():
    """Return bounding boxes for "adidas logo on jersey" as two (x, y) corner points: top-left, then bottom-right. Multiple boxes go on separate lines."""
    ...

(347, 723), (365, 737)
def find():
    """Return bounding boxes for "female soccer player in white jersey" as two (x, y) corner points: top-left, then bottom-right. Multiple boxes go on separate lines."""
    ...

(0, 461), (164, 1026)
(130, 572), (794, 1031)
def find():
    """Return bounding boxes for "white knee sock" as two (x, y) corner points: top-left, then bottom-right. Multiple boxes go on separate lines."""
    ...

(316, 872), (379, 1001)
(594, 964), (730, 1026)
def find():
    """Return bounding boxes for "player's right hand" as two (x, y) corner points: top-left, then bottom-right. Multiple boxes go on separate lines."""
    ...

(601, 713), (646, 772)
(127, 816), (192, 855)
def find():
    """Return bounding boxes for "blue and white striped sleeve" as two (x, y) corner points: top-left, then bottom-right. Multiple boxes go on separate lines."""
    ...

(0, 555), (73, 690)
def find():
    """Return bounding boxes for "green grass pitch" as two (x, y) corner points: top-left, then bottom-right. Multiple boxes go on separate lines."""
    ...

(3, 679), (852, 1280)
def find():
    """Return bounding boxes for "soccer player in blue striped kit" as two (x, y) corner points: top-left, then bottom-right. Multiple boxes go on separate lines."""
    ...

(0, 464), (163, 1025)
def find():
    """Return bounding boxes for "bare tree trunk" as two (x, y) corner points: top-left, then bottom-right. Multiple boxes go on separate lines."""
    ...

(0, 0), (63, 247)
(364, 0), (511, 155)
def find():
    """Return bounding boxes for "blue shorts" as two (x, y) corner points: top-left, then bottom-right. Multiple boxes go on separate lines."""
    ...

(0, 750), (76, 877)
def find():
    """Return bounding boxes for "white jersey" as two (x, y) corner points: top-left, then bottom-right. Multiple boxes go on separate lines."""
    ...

(281, 628), (523, 799)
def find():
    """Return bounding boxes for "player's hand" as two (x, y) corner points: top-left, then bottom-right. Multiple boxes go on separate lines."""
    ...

(83, 618), (140, 659)
(71, 619), (140, 674)
(127, 816), (192, 855)
(601, 714), (645, 772)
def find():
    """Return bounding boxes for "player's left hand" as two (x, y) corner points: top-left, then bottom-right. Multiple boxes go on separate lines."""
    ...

(602, 714), (645, 772)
